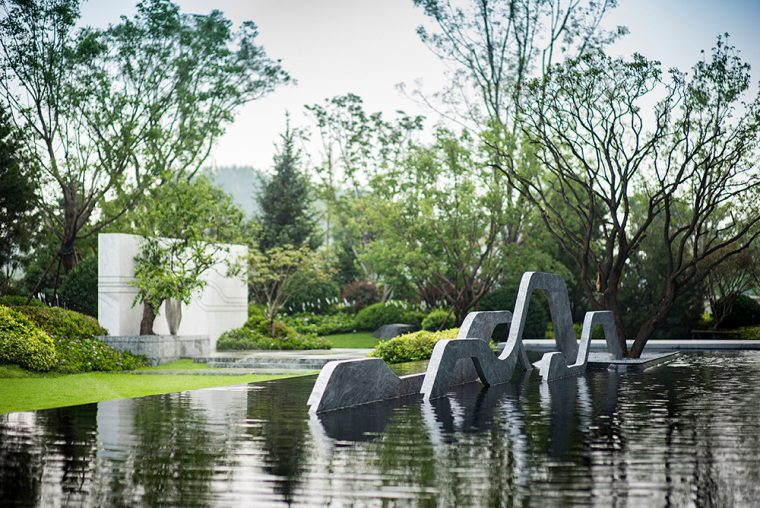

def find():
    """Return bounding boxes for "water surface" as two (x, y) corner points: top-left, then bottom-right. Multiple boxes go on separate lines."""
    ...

(2, 351), (760, 506)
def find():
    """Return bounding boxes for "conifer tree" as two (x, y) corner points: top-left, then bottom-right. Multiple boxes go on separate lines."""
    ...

(257, 124), (321, 251)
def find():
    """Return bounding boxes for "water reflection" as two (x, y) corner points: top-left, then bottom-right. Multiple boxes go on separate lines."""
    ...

(3, 353), (760, 505)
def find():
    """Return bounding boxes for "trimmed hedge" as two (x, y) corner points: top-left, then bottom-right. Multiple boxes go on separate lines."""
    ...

(421, 309), (455, 332)
(355, 301), (423, 331)
(0, 305), (147, 373)
(479, 287), (548, 340)
(0, 296), (45, 307)
(58, 254), (98, 317)
(713, 294), (760, 329)
(281, 312), (356, 335)
(0, 305), (58, 371)
(53, 336), (148, 373)
(368, 328), (459, 364)
(216, 326), (333, 351)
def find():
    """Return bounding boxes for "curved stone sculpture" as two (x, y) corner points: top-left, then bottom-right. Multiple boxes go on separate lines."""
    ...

(420, 272), (582, 400)
(307, 358), (423, 413)
(307, 272), (625, 413)
(533, 310), (619, 381)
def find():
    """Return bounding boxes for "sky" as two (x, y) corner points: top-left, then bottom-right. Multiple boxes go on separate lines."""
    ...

(79, 0), (760, 172)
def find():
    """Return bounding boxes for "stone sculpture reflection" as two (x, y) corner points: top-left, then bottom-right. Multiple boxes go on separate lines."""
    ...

(308, 272), (623, 414)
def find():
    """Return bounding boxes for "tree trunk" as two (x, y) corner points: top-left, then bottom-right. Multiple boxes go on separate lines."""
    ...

(140, 299), (159, 335)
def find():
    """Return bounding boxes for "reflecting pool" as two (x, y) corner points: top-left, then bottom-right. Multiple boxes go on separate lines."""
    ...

(3, 352), (760, 506)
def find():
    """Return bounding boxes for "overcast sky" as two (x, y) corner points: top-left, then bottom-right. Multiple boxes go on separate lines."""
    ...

(80, 0), (760, 172)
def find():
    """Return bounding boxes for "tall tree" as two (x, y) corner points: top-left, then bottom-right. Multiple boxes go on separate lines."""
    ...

(303, 93), (423, 293)
(0, 105), (36, 288)
(510, 39), (760, 357)
(257, 122), (321, 251)
(0, 0), (289, 272)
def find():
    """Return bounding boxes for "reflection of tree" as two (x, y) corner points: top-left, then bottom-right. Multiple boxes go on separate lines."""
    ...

(0, 415), (42, 505)
(246, 376), (312, 503)
(37, 404), (99, 503)
(125, 393), (226, 506)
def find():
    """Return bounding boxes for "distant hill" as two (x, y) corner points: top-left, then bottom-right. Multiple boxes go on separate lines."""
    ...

(203, 166), (265, 218)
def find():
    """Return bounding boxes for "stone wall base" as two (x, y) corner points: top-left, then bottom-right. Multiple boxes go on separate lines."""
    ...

(99, 335), (210, 367)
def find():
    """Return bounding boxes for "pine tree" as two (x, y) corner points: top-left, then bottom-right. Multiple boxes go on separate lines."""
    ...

(257, 123), (321, 251)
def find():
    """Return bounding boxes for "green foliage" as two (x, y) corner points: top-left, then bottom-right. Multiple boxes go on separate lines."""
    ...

(739, 326), (760, 340)
(0, 296), (44, 307)
(421, 309), (455, 331)
(696, 313), (715, 331)
(59, 254), (98, 317)
(249, 245), (330, 338)
(480, 287), (548, 340)
(216, 327), (332, 351)
(0, 306), (58, 372)
(712, 294), (760, 330)
(354, 301), (417, 331)
(340, 281), (381, 313)
(257, 123), (321, 251)
(13, 306), (107, 338)
(243, 314), (296, 339)
(280, 312), (356, 335)
(0, 0), (289, 274)
(0, 105), (37, 285)
(283, 278), (340, 315)
(52, 336), (149, 373)
(368, 328), (459, 364)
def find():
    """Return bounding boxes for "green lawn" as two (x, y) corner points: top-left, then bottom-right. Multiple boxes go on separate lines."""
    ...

(0, 362), (312, 415)
(326, 331), (380, 349)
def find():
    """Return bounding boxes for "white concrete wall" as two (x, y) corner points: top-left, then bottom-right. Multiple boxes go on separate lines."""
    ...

(98, 233), (248, 352)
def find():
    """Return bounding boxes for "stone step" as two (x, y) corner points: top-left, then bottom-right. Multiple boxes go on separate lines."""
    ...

(206, 358), (332, 370)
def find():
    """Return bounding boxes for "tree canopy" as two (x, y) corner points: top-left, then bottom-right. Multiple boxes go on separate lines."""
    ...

(0, 0), (289, 272)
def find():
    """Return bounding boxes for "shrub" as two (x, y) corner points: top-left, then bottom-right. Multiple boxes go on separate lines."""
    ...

(354, 301), (411, 331)
(0, 296), (44, 307)
(712, 294), (760, 329)
(0, 305), (58, 371)
(479, 287), (548, 340)
(401, 310), (426, 328)
(696, 313), (714, 331)
(13, 306), (107, 338)
(243, 314), (296, 338)
(368, 328), (459, 364)
(58, 255), (98, 317)
(341, 281), (380, 313)
(421, 309), (455, 332)
(216, 326), (332, 351)
(280, 312), (356, 335)
(284, 279), (341, 315)
(739, 326), (760, 340)
(53, 336), (149, 373)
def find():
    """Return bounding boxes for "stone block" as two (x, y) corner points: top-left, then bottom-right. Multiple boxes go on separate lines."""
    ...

(372, 324), (419, 339)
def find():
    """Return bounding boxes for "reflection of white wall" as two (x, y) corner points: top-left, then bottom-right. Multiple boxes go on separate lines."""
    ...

(98, 233), (247, 351)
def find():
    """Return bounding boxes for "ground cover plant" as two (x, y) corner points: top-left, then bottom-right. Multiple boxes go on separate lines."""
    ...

(0, 305), (149, 373)
(368, 328), (459, 364)
(280, 312), (355, 335)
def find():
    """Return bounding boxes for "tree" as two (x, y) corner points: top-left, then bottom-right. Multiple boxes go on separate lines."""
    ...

(412, 0), (624, 131)
(702, 241), (760, 329)
(0, 105), (36, 289)
(0, 0), (289, 273)
(359, 130), (563, 325)
(257, 122), (321, 251)
(509, 38), (760, 357)
(248, 245), (328, 339)
(117, 175), (248, 334)
(303, 94), (424, 296)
